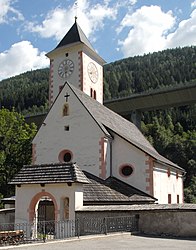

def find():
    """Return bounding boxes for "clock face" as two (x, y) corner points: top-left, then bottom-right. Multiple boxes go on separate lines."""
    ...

(87, 62), (98, 83)
(58, 59), (74, 78)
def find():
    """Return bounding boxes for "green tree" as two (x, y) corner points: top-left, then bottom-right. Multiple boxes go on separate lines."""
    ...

(0, 108), (37, 197)
(184, 176), (196, 203)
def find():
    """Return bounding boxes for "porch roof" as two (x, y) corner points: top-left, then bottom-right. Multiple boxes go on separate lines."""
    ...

(9, 162), (90, 185)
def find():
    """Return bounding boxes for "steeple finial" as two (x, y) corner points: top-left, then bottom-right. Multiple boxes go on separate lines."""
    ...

(74, 1), (78, 22)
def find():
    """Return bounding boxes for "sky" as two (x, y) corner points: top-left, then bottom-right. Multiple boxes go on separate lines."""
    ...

(0, 0), (196, 81)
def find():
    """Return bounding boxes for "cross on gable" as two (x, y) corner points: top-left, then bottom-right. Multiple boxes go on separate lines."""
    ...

(64, 93), (70, 102)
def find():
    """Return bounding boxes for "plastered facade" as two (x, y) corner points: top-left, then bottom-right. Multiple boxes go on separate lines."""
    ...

(33, 84), (107, 178)
(111, 135), (149, 193)
(15, 183), (83, 224)
(153, 162), (184, 204)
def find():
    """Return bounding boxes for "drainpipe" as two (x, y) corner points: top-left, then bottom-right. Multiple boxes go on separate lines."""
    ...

(109, 138), (113, 177)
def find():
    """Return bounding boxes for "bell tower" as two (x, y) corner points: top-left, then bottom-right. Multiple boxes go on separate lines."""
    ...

(46, 19), (106, 106)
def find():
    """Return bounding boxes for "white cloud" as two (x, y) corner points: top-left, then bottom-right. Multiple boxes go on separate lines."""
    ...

(118, 5), (175, 57)
(25, 0), (118, 42)
(26, 7), (70, 41)
(0, 0), (24, 24)
(0, 41), (49, 80)
(167, 9), (196, 48)
(191, 1), (196, 8)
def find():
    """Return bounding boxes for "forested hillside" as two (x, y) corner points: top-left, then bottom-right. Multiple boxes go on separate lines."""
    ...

(0, 46), (195, 202)
(104, 46), (196, 99)
(0, 68), (49, 115)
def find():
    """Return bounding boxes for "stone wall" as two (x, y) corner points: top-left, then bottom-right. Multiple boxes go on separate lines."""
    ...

(76, 204), (196, 237)
(138, 210), (196, 237)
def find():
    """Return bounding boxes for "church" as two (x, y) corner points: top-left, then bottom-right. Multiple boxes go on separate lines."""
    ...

(10, 20), (185, 224)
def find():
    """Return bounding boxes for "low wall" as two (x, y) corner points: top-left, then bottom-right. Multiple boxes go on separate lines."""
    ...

(0, 208), (15, 226)
(138, 210), (196, 237)
(76, 204), (196, 238)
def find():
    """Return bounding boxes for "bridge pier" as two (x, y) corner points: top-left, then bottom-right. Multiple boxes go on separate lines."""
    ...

(131, 110), (141, 130)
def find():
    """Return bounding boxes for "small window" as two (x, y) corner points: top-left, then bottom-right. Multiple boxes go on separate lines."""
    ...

(64, 125), (69, 131)
(168, 194), (171, 204)
(94, 90), (96, 100)
(90, 88), (93, 97)
(177, 195), (179, 204)
(120, 165), (134, 177)
(65, 53), (69, 57)
(63, 152), (72, 162)
(176, 171), (179, 179)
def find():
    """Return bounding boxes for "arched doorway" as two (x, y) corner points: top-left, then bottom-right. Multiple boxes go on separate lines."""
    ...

(37, 196), (55, 222)
(28, 191), (58, 239)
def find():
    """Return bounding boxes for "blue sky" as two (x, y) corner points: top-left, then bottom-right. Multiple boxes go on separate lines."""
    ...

(0, 0), (196, 80)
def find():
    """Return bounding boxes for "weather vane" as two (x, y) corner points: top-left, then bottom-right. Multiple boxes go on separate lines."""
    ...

(74, 1), (78, 21)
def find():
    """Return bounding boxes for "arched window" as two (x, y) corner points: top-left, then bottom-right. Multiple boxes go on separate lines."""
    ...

(63, 103), (69, 116)
(64, 197), (69, 219)
(94, 90), (96, 100)
(90, 88), (93, 97)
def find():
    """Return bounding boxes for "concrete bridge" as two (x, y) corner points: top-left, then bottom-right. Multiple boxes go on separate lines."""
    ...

(26, 82), (196, 128)
(104, 82), (196, 128)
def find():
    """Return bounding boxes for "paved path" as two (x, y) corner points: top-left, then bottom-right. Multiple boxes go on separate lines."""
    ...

(1, 234), (196, 250)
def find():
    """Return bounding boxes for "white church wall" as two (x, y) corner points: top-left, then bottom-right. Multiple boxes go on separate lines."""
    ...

(33, 84), (105, 177)
(153, 162), (184, 204)
(111, 135), (149, 193)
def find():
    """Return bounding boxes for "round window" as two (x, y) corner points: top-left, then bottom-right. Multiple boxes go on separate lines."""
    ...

(58, 150), (73, 163)
(120, 165), (134, 177)
(63, 152), (72, 162)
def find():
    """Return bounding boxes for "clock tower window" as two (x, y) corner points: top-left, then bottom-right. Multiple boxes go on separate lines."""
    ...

(90, 88), (97, 100)
(94, 90), (96, 100)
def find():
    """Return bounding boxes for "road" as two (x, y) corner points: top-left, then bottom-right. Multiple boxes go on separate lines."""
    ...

(1, 234), (196, 250)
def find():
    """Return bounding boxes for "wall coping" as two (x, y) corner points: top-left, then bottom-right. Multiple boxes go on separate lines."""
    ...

(0, 208), (15, 214)
(76, 203), (196, 212)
